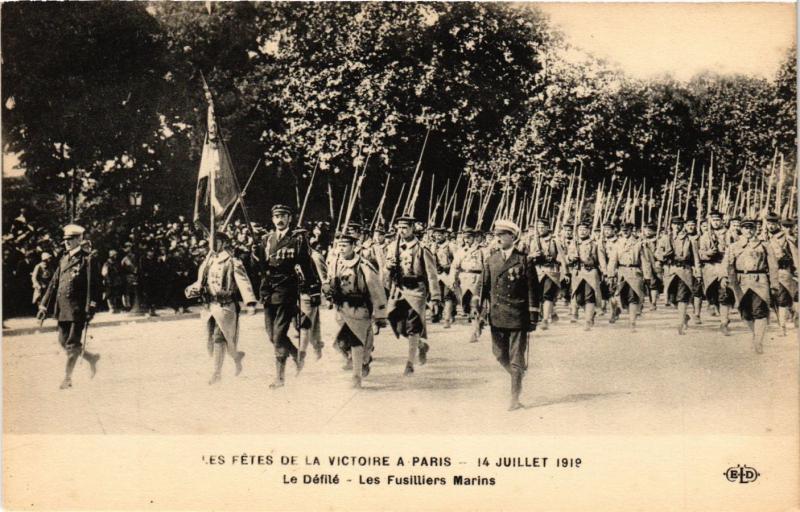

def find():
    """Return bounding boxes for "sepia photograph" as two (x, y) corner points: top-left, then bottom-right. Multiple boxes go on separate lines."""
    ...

(2, 1), (797, 510)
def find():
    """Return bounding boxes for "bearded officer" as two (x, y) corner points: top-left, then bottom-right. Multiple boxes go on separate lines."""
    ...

(325, 231), (388, 388)
(385, 215), (441, 375)
(186, 232), (257, 384)
(480, 219), (540, 411)
(259, 204), (320, 388)
(36, 224), (101, 389)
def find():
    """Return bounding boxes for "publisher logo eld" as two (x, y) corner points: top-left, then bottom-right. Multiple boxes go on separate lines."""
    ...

(724, 465), (760, 484)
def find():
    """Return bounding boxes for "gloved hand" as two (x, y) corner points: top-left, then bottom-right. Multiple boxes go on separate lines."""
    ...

(374, 318), (388, 329)
(430, 299), (442, 318)
(36, 308), (47, 323)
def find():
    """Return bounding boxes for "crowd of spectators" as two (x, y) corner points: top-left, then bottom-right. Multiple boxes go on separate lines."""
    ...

(2, 208), (332, 321)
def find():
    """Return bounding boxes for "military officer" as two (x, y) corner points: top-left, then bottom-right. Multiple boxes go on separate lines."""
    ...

(449, 228), (485, 342)
(259, 204), (320, 389)
(567, 220), (606, 331)
(527, 218), (567, 329)
(36, 224), (101, 389)
(765, 212), (798, 336)
(480, 219), (540, 411)
(698, 211), (735, 334)
(186, 232), (257, 384)
(324, 231), (388, 388)
(385, 215), (441, 376)
(726, 219), (780, 354)
(606, 222), (654, 331)
(656, 216), (701, 334)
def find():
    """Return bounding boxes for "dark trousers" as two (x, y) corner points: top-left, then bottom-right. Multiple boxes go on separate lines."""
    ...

(574, 281), (596, 306)
(490, 327), (528, 372)
(705, 281), (735, 307)
(264, 303), (298, 362)
(618, 282), (640, 309)
(667, 279), (692, 305)
(58, 321), (85, 355)
(740, 291), (769, 321)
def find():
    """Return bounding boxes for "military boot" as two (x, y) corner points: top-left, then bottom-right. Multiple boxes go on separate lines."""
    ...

(509, 371), (523, 411)
(296, 351), (306, 375)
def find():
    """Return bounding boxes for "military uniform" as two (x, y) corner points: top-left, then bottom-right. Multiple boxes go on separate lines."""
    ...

(187, 242), (257, 384)
(37, 225), (102, 389)
(431, 232), (456, 326)
(726, 222), (780, 353)
(527, 227), (567, 328)
(606, 227), (654, 330)
(480, 220), (540, 411)
(259, 205), (320, 387)
(31, 254), (54, 306)
(385, 216), (441, 374)
(567, 228), (606, 330)
(327, 242), (388, 387)
(655, 218), (701, 333)
(698, 218), (736, 332)
(449, 235), (485, 341)
(298, 242), (326, 364)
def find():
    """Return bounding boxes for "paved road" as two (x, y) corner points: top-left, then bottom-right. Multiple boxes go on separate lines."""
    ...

(4, 305), (797, 436)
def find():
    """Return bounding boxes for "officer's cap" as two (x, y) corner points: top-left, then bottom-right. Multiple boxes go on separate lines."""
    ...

(621, 222), (634, 230)
(670, 216), (685, 225)
(781, 218), (795, 227)
(741, 219), (756, 228)
(644, 222), (656, 230)
(535, 218), (549, 227)
(62, 224), (85, 239)
(685, 219), (696, 225)
(602, 221), (616, 229)
(709, 210), (722, 219)
(271, 204), (293, 216)
(729, 216), (741, 222)
(493, 219), (520, 239)
(577, 219), (591, 228)
(765, 212), (780, 223)
(373, 225), (386, 234)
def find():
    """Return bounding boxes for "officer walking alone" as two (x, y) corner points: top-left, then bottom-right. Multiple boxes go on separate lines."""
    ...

(36, 224), (101, 389)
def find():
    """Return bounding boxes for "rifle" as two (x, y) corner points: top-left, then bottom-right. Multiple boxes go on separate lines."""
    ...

(683, 158), (695, 219)
(222, 158), (261, 230)
(370, 174), (391, 230)
(297, 154), (320, 227)
(403, 126), (432, 215)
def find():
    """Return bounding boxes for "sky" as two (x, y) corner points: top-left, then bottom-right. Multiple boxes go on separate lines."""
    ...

(3, 2), (797, 178)
(535, 2), (796, 81)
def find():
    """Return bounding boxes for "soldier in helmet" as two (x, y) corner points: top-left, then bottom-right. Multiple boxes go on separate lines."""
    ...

(36, 224), (101, 389)
(385, 215), (441, 376)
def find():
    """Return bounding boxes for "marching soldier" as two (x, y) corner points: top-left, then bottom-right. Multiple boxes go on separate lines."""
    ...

(294, 227), (325, 364)
(324, 231), (388, 387)
(385, 215), (441, 376)
(642, 222), (663, 310)
(449, 228), (485, 342)
(684, 219), (704, 323)
(698, 211), (735, 334)
(599, 221), (621, 320)
(480, 220), (540, 411)
(726, 219), (780, 354)
(100, 249), (123, 313)
(36, 224), (101, 390)
(567, 220), (606, 331)
(606, 222), (654, 331)
(656, 216), (701, 334)
(765, 212), (798, 336)
(527, 218), (567, 329)
(431, 227), (456, 327)
(259, 204), (320, 388)
(185, 232), (257, 384)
